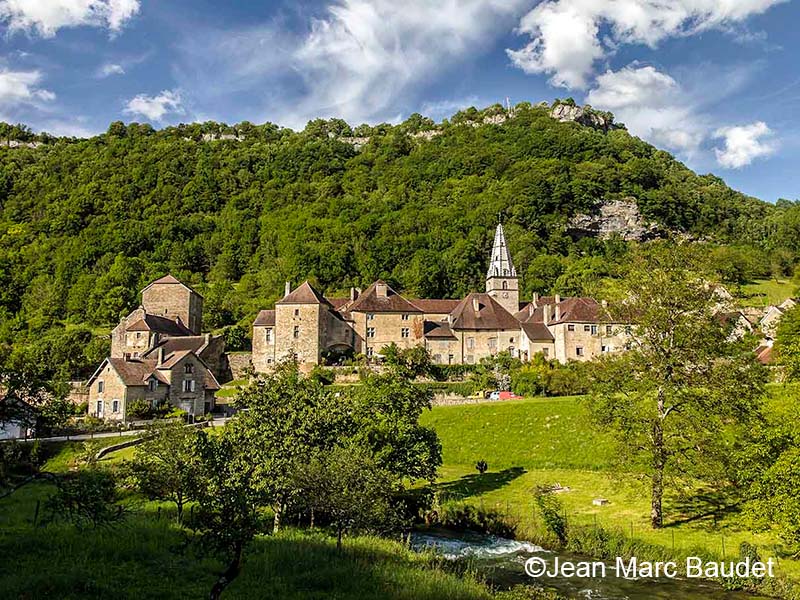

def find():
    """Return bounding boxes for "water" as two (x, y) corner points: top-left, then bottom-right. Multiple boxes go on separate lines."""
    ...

(411, 530), (774, 599)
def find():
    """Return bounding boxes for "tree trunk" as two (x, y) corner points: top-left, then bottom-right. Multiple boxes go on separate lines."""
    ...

(209, 540), (243, 600)
(337, 526), (343, 553)
(309, 508), (315, 530)
(273, 502), (283, 534)
(651, 396), (666, 529)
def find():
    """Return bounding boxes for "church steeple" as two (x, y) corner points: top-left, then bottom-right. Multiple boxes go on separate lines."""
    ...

(486, 223), (516, 279)
(485, 222), (519, 314)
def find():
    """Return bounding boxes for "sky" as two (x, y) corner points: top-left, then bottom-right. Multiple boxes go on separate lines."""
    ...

(0, 1), (798, 202)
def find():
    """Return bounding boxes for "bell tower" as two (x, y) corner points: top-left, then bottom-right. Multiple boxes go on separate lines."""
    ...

(485, 222), (519, 314)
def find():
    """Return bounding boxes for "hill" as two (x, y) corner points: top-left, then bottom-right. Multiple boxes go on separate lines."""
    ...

(1, 100), (798, 377)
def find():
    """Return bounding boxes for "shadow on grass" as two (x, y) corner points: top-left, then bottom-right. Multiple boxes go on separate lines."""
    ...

(432, 467), (527, 502)
(665, 488), (742, 529)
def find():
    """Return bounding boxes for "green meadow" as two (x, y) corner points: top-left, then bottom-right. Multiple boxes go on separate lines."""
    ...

(420, 393), (800, 579)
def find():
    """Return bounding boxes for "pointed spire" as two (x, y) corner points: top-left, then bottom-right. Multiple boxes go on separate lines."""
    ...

(487, 223), (516, 279)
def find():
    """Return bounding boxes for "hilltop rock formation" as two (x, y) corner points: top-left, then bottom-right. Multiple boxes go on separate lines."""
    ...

(550, 103), (619, 132)
(568, 199), (662, 241)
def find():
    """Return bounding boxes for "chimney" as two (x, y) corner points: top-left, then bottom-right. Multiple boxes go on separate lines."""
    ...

(472, 297), (480, 313)
(601, 299), (608, 309)
(555, 294), (561, 305)
(205, 332), (212, 344)
(528, 303), (535, 317)
(356, 287), (362, 296)
(533, 292), (539, 308)
(157, 347), (165, 366)
(555, 304), (561, 322)
(284, 281), (292, 297)
(350, 287), (358, 301)
(376, 282), (388, 298)
(543, 305), (550, 325)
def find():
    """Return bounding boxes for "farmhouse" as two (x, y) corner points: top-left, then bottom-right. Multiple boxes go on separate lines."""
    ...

(253, 224), (632, 370)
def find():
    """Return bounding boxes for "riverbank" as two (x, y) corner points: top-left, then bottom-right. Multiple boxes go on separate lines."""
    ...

(419, 393), (800, 596)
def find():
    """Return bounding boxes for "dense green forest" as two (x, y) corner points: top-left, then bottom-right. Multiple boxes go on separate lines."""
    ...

(1, 101), (799, 378)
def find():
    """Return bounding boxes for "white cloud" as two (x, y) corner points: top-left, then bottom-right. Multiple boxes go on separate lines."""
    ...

(176, 0), (529, 128)
(0, 68), (55, 106)
(714, 121), (776, 168)
(507, 0), (787, 88)
(98, 63), (125, 78)
(586, 65), (705, 154)
(123, 90), (183, 122)
(0, 0), (140, 37)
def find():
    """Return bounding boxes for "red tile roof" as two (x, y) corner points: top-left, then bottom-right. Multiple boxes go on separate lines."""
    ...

(254, 309), (276, 327)
(276, 281), (332, 306)
(342, 280), (422, 314)
(423, 321), (457, 339)
(520, 322), (554, 341)
(412, 298), (462, 314)
(127, 314), (194, 336)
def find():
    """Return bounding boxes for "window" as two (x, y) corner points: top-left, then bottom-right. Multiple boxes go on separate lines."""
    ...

(293, 325), (300, 339)
(576, 347), (584, 357)
(136, 332), (142, 339)
(466, 355), (474, 364)
(601, 345), (610, 353)
(401, 314), (409, 321)
(401, 328), (410, 338)
(97, 381), (104, 393)
(467, 337), (475, 350)
(509, 346), (515, 355)
(267, 358), (274, 365)
(265, 328), (272, 342)
(448, 354), (454, 364)
(606, 325), (613, 335)
(294, 308), (300, 317)
(510, 337), (515, 344)
(182, 379), (196, 393)
(433, 354), (442, 363)
(112, 399), (120, 413)
(591, 325), (598, 335)
(488, 338), (497, 350)
(542, 348), (549, 357)
(568, 324), (575, 332)
(625, 326), (632, 335)
(584, 325), (591, 332)
(184, 363), (194, 374)
(502, 281), (508, 290)
(148, 379), (157, 392)
(367, 313), (375, 321)
(367, 327), (376, 339)
(366, 347), (374, 358)
(96, 400), (103, 415)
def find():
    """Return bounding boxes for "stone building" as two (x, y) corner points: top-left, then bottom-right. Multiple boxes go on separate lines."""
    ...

(86, 348), (220, 421)
(252, 223), (632, 370)
(110, 275), (229, 381)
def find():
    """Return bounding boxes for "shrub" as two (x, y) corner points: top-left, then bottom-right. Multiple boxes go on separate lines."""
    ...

(475, 459), (488, 474)
(44, 469), (124, 529)
(127, 398), (153, 420)
(436, 502), (517, 538)
(534, 487), (568, 546)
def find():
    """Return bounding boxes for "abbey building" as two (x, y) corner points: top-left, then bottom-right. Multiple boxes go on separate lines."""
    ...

(252, 224), (631, 371)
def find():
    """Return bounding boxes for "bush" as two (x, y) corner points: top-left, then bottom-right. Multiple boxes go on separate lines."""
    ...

(44, 469), (124, 529)
(127, 399), (153, 420)
(309, 365), (336, 385)
(222, 324), (249, 351)
(436, 502), (517, 538)
(534, 487), (568, 546)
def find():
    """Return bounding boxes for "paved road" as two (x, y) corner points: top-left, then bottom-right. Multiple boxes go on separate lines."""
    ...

(8, 417), (232, 443)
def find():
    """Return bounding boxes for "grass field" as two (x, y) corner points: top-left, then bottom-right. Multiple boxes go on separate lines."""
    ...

(420, 394), (800, 578)
(740, 279), (796, 307)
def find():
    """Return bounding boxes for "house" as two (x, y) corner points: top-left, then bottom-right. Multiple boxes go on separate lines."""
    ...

(252, 223), (633, 369)
(110, 275), (229, 381)
(86, 348), (220, 422)
(0, 399), (36, 440)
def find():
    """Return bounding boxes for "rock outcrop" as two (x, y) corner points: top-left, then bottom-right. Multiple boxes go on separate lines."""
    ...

(550, 103), (617, 131)
(568, 199), (662, 241)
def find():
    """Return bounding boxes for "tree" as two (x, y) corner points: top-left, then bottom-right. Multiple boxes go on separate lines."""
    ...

(193, 428), (267, 600)
(381, 343), (432, 379)
(297, 445), (398, 551)
(45, 469), (123, 529)
(775, 305), (800, 380)
(588, 243), (766, 528)
(126, 421), (200, 523)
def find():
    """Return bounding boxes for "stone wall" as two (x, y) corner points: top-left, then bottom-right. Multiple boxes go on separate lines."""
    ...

(275, 303), (323, 365)
(252, 324), (275, 372)
(88, 364), (129, 421)
(350, 311), (425, 358)
(142, 282), (203, 334)
(228, 352), (253, 379)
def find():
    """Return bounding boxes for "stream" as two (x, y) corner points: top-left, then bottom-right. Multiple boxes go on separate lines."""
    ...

(411, 530), (774, 599)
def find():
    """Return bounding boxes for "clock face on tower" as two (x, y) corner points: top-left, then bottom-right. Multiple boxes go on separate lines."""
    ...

(502, 292), (509, 298)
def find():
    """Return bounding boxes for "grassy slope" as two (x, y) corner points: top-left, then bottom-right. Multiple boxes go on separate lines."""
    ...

(420, 395), (797, 577)
(740, 279), (796, 307)
(0, 441), (500, 600)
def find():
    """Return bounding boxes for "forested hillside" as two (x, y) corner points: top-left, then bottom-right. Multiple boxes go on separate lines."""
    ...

(0, 101), (798, 376)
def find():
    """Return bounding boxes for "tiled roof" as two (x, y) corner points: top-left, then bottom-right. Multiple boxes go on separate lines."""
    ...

(254, 309), (276, 327)
(142, 274), (202, 298)
(276, 281), (332, 306)
(127, 314), (194, 336)
(328, 297), (351, 310)
(520, 322), (555, 341)
(755, 345), (775, 365)
(553, 297), (611, 324)
(423, 321), (457, 339)
(343, 280), (422, 314)
(108, 357), (159, 386)
(450, 293), (520, 331)
(143, 336), (210, 358)
(412, 298), (461, 314)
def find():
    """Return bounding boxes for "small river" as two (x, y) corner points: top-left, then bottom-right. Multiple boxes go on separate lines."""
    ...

(411, 530), (774, 599)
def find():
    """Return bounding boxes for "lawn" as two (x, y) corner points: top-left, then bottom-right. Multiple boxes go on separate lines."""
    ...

(421, 395), (800, 579)
(740, 279), (796, 307)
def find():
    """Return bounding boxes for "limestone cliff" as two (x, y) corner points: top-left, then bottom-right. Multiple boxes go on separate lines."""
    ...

(568, 199), (662, 241)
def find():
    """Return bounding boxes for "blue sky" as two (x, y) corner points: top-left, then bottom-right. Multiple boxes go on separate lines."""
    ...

(0, 1), (798, 202)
